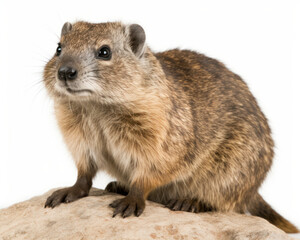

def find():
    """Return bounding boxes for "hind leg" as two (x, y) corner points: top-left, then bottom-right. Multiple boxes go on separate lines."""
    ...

(165, 199), (214, 213)
(105, 181), (129, 196)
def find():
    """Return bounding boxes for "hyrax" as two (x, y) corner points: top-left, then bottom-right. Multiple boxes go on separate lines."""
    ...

(43, 21), (298, 233)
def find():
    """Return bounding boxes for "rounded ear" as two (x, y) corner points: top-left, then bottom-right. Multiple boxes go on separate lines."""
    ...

(128, 24), (146, 58)
(61, 22), (72, 36)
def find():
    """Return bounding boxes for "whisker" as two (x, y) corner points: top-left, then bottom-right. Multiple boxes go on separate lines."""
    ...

(30, 79), (44, 88)
(32, 85), (46, 100)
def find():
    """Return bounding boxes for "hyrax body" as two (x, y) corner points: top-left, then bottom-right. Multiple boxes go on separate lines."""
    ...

(44, 21), (298, 233)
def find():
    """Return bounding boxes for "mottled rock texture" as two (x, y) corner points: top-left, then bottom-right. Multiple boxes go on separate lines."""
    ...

(0, 188), (293, 240)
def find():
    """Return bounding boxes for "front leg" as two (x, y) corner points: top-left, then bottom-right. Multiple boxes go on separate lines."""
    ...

(109, 175), (166, 218)
(46, 102), (100, 208)
(45, 163), (97, 208)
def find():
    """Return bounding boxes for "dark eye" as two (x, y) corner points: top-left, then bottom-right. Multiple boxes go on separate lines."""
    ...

(97, 45), (111, 60)
(56, 43), (62, 56)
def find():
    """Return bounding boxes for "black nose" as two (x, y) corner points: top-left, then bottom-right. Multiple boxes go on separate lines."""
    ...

(58, 66), (77, 81)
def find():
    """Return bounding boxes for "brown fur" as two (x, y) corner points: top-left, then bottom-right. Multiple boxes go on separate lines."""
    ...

(43, 21), (298, 233)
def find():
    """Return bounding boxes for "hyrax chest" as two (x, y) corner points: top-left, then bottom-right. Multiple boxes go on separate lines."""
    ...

(82, 107), (136, 182)
(55, 102), (132, 181)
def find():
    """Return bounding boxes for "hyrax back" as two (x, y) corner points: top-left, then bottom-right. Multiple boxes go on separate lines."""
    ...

(43, 21), (298, 233)
(148, 49), (274, 211)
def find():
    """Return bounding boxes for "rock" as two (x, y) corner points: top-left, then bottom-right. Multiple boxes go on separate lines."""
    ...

(0, 188), (293, 240)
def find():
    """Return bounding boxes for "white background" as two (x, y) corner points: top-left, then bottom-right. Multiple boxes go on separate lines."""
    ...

(0, 0), (299, 233)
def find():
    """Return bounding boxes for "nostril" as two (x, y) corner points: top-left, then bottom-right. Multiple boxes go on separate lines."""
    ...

(58, 67), (67, 81)
(66, 68), (77, 80)
(58, 66), (77, 81)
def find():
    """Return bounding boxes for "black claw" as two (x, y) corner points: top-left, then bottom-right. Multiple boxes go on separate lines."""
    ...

(165, 198), (213, 213)
(44, 187), (88, 209)
(172, 200), (184, 211)
(190, 204), (196, 213)
(123, 204), (136, 218)
(110, 196), (145, 218)
(110, 199), (121, 208)
(166, 199), (176, 209)
(181, 200), (191, 212)
(113, 205), (126, 217)
(45, 196), (53, 208)
(136, 208), (143, 217)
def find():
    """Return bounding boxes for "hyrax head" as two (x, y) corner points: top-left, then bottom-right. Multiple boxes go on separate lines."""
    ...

(43, 21), (147, 103)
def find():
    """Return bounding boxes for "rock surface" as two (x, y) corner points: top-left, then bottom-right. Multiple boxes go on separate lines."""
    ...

(0, 188), (294, 240)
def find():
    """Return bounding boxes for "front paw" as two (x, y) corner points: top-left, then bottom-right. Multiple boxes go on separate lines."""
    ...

(109, 195), (145, 218)
(44, 186), (88, 208)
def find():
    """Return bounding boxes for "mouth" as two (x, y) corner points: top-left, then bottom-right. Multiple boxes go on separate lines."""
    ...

(66, 88), (93, 95)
